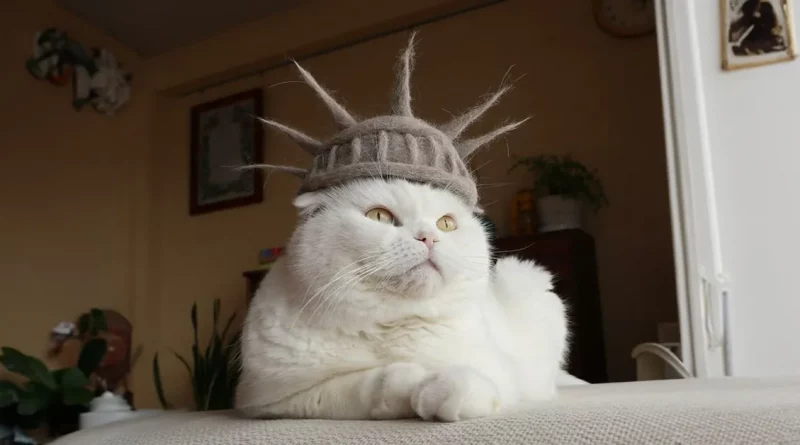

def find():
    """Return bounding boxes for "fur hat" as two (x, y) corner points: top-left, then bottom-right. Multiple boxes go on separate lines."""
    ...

(251, 32), (527, 210)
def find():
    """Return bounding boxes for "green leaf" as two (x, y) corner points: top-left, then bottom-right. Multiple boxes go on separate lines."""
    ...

(506, 154), (608, 213)
(0, 347), (56, 390)
(212, 299), (221, 335)
(190, 302), (201, 409)
(172, 351), (192, 379)
(91, 308), (108, 333)
(52, 368), (67, 385)
(77, 338), (107, 376)
(192, 344), (204, 410)
(220, 312), (237, 343)
(16, 383), (51, 416)
(191, 303), (198, 348)
(0, 347), (31, 373)
(0, 381), (21, 408)
(78, 313), (91, 336)
(60, 367), (90, 389)
(62, 387), (93, 406)
(206, 299), (221, 365)
(204, 367), (221, 410)
(152, 354), (171, 409)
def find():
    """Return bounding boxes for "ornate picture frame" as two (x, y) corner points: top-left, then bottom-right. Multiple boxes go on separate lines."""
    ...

(189, 89), (264, 215)
(721, 0), (798, 71)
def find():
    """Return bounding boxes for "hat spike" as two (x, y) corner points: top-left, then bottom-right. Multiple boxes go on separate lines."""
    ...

(442, 85), (511, 140)
(392, 32), (417, 117)
(293, 61), (357, 129)
(456, 117), (530, 158)
(237, 163), (308, 179)
(256, 117), (324, 155)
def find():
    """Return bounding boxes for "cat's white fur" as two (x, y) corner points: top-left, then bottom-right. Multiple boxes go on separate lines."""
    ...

(235, 178), (580, 422)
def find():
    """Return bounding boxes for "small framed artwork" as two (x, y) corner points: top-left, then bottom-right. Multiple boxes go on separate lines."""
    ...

(190, 88), (264, 215)
(721, 0), (797, 71)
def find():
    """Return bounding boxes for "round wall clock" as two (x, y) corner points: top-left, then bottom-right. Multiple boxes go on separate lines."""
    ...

(592, 0), (656, 38)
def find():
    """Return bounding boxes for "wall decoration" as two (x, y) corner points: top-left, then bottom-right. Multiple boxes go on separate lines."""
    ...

(25, 28), (132, 115)
(722, 0), (797, 71)
(189, 89), (264, 215)
(592, 0), (655, 38)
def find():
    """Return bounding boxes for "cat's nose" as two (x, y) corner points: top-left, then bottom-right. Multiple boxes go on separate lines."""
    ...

(415, 233), (438, 249)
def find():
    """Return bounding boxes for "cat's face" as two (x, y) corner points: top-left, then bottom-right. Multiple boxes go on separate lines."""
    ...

(288, 178), (490, 306)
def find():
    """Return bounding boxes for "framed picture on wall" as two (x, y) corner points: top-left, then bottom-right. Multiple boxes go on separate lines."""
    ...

(190, 88), (264, 215)
(721, 0), (797, 71)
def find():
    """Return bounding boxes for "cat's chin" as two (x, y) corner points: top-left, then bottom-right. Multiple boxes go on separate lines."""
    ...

(408, 259), (442, 275)
(360, 261), (443, 300)
(393, 263), (446, 299)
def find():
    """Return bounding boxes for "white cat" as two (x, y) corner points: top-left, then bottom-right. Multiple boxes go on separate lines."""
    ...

(235, 178), (579, 422)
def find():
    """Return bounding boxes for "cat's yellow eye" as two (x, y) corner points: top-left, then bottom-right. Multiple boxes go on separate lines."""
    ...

(365, 207), (395, 225)
(436, 215), (457, 232)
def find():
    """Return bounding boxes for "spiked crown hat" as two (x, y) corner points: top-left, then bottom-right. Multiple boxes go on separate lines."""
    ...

(255, 32), (527, 211)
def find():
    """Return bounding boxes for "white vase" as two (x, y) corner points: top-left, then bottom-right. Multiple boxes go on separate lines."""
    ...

(79, 392), (163, 430)
(536, 195), (585, 232)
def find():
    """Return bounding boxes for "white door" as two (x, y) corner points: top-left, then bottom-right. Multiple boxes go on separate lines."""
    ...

(654, 0), (728, 378)
(656, 0), (800, 379)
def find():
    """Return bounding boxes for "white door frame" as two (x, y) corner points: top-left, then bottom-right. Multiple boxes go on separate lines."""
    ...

(654, 0), (729, 378)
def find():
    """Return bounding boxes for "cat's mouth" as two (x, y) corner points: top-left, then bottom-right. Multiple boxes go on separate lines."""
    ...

(409, 259), (441, 275)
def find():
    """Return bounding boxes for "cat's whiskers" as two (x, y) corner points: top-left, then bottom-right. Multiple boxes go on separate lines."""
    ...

(489, 243), (539, 255)
(304, 262), (377, 314)
(316, 263), (382, 321)
(291, 253), (384, 329)
(299, 250), (383, 303)
(318, 267), (390, 326)
(307, 257), (390, 316)
(476, 182), (514, 189)
(314, 258), (394, 325)
(435, 251), (489, 274)
(304, 265), (373, 326)
(468, 158), (492, 173)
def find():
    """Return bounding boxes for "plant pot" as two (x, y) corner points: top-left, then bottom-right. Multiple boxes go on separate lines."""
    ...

(48, 404), (88, 437)
(79, 409), (164, 430)
(536, 195), (585, 232)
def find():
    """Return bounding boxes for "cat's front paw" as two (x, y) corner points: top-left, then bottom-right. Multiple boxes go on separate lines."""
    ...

(411, 367), (501, 422)
(370, 362), (428, 419)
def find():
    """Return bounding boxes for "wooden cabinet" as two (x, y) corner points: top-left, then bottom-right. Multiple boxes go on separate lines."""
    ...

(492, 229), (608, 383)
(243, 269), (267, 302)
(243, 229), (608, 383)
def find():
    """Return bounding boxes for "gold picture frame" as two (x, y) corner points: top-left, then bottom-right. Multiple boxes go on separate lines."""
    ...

(721, 0), (798, 71)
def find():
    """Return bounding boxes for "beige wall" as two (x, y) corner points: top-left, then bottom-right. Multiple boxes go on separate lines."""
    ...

(0, 0), (676, 410)
(0, 0), (150, 373)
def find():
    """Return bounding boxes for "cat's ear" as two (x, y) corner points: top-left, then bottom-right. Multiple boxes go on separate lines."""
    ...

(293, 191), (324, 216)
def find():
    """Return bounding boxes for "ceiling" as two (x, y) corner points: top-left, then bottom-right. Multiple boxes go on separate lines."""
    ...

(58, 0), (309, 57)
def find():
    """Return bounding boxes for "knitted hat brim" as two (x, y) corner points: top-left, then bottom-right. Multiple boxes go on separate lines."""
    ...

(298, 162), (478, 209)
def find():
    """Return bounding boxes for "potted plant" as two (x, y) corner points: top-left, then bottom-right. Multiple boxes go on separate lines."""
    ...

(0, 344), (106, 442)
(0, 309), (109, 444)
(152, 298), (241, 411)
(509, 154), (608, 232)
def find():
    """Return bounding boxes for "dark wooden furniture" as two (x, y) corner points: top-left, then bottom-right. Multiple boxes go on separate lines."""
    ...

(243, 229), (608, 383)
(243, 269), (267, 301)
(493, 229), (608, 383)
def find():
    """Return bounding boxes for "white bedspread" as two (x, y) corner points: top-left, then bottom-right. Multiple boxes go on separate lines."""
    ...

(51, 375), (800, 445)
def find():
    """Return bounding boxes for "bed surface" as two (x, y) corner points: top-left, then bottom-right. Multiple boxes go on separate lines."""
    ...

(51, 375), (800, 444)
